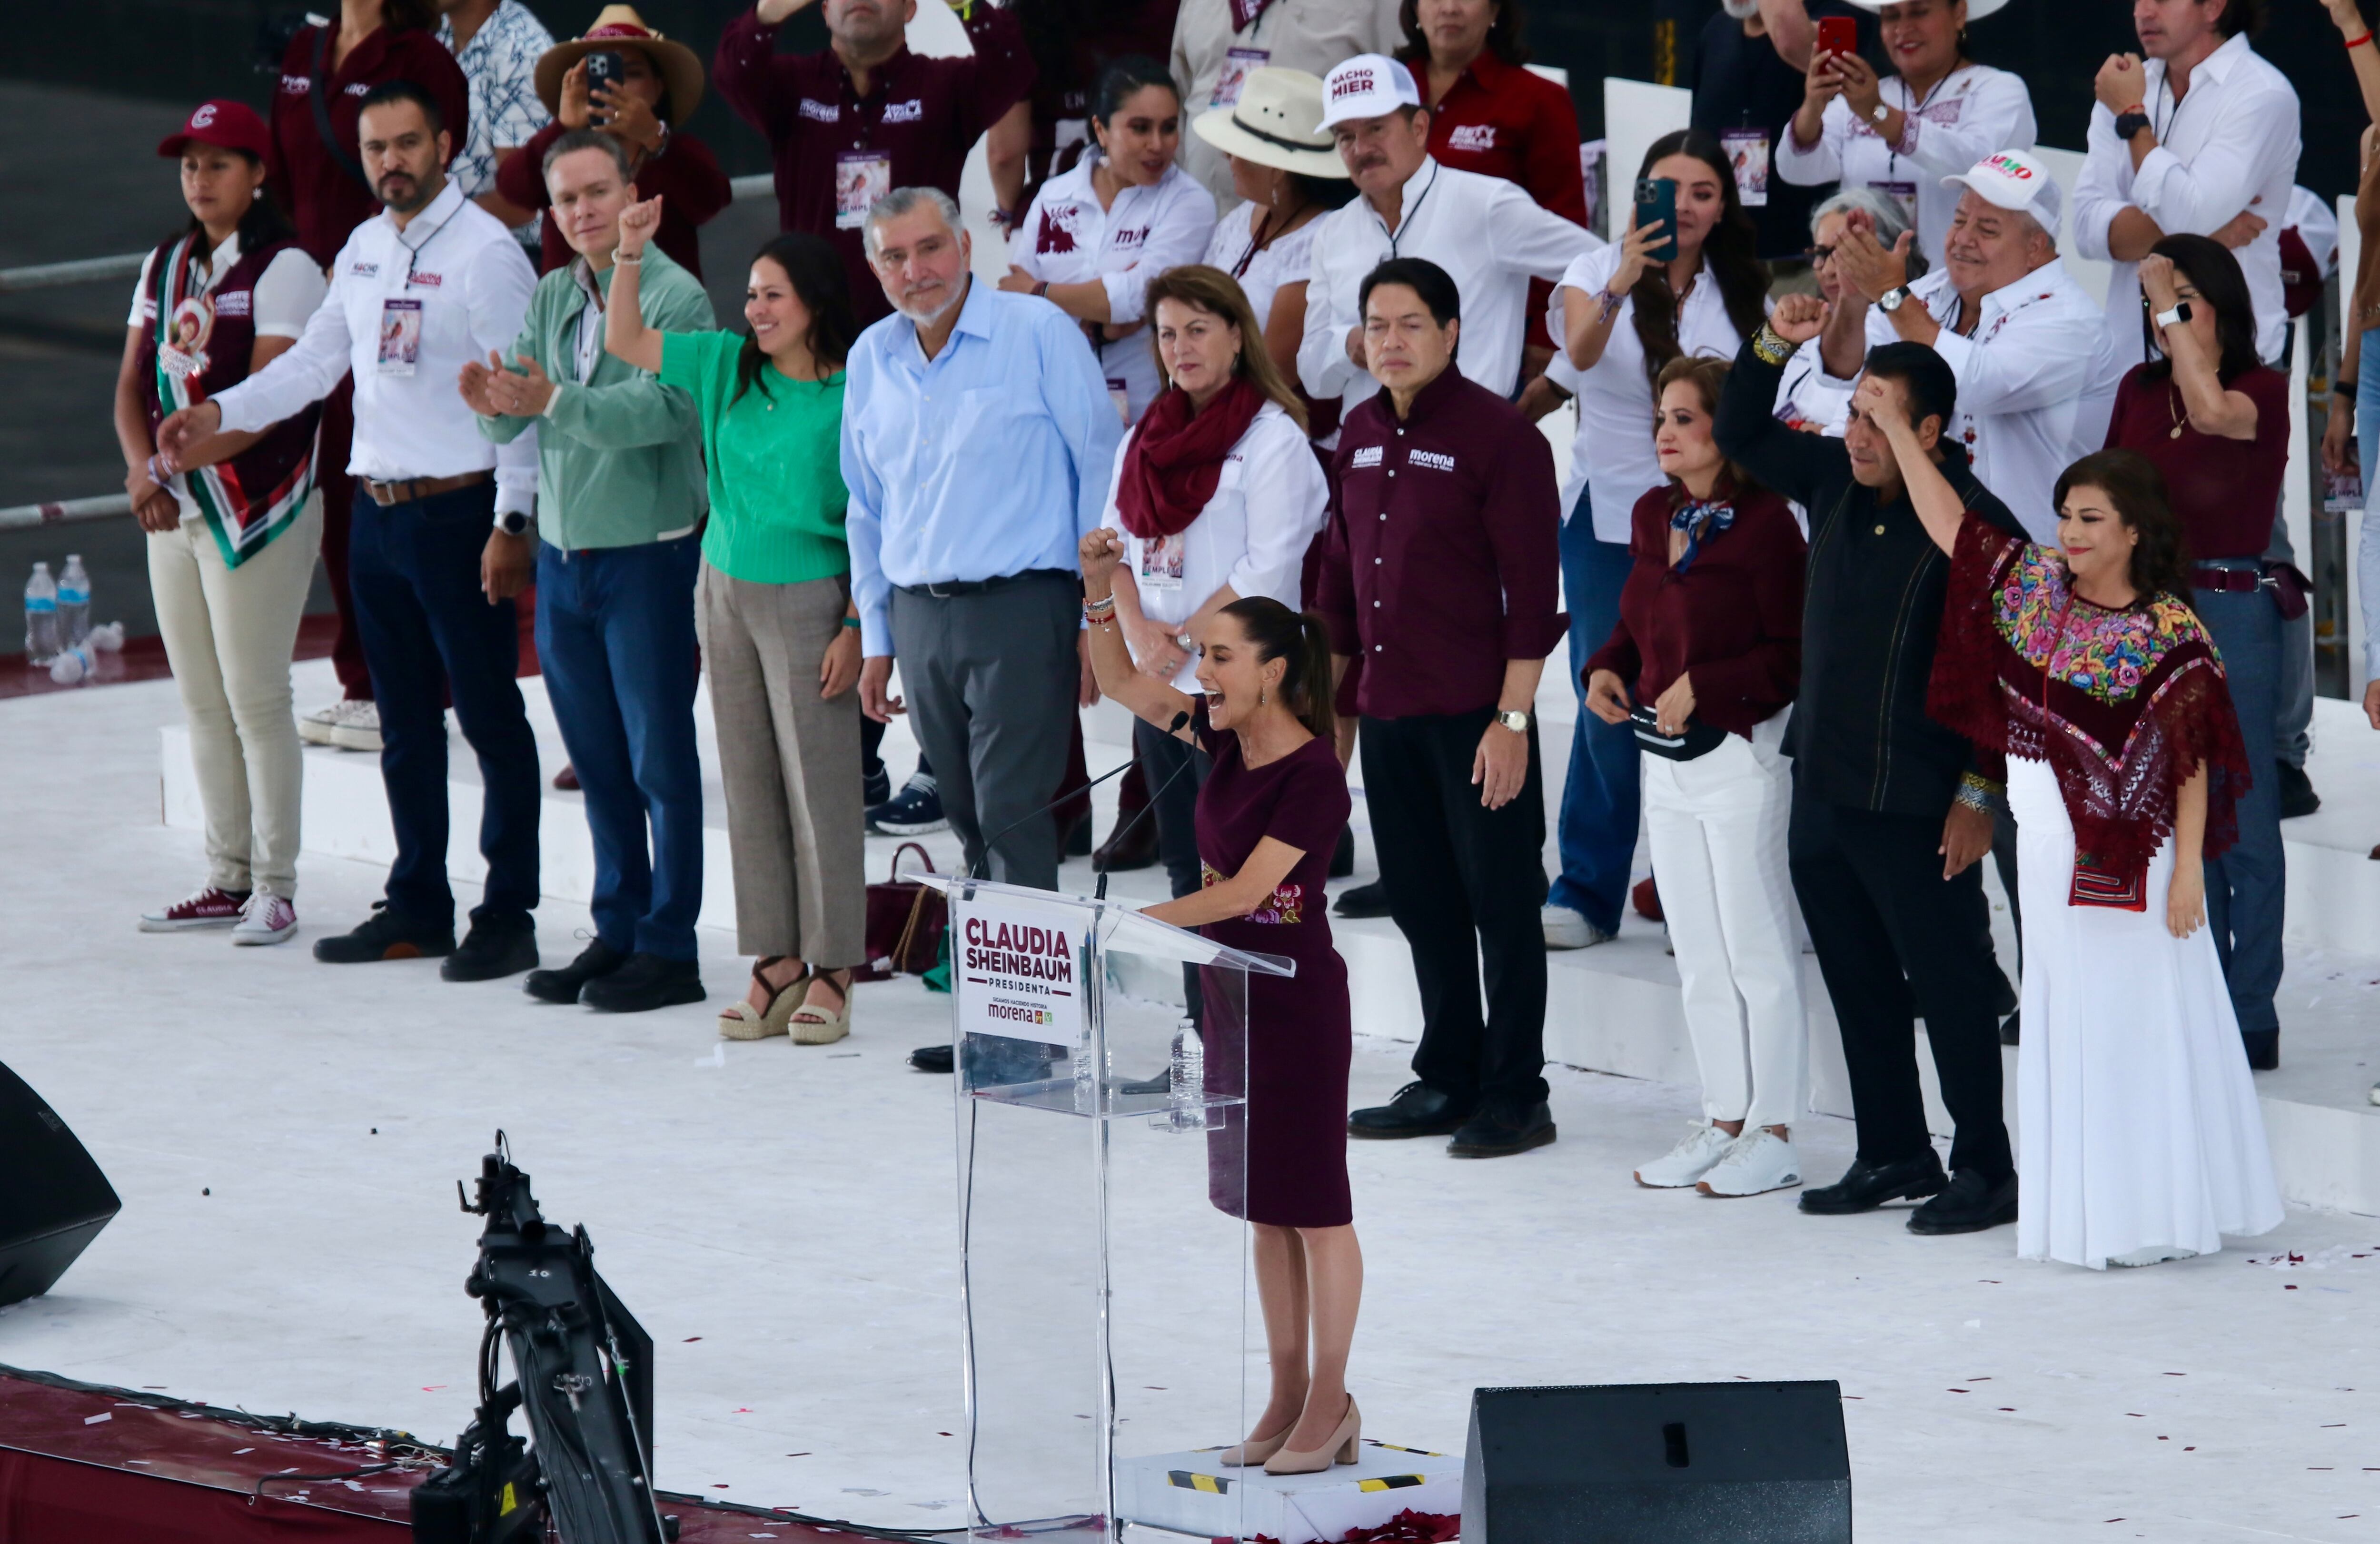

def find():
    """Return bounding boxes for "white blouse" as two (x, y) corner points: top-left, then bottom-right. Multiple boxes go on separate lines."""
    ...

(1099, 402), (1329, 692)
(1201, 201), (1323, 332)
(1773, 61), (2036, 273)
(1010, 153), (1218, 426)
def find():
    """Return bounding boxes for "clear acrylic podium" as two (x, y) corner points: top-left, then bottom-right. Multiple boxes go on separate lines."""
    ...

(908, 874), (1296, 1543)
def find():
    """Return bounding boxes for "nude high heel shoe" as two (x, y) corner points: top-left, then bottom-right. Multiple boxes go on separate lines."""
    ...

(1262, 1396), (1360, 1475)
(1217, 1428), (1290, 1467)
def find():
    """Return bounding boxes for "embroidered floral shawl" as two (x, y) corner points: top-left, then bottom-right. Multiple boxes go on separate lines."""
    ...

(1928, 516), (2251, 910)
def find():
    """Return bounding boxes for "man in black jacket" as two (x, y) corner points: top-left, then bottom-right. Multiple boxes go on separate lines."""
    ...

(1715, 293), (2023, 1236)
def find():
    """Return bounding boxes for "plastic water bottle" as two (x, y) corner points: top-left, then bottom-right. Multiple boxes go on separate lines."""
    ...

(1169, 1019), (1205, 1130)
(56, 555), (89, 648)
(47, 622), (124, 686)
(22, 563), (59, 665)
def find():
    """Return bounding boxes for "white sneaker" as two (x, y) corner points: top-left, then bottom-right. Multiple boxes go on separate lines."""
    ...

(1542, 904), (1612, 950)
(298, 700), (344, 746)
(1634, 1121), (1736, 1188)
(324, 699), (382, 752)
(230, 891), (298, 946)
(1697, 1129), (1802, 1197)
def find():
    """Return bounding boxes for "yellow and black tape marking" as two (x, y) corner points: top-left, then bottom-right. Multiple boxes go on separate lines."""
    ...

(1362, 1441), (1443, 1456)
(1356, 1475), (1428, 1493)
(1168, 1471), (1231, 1494)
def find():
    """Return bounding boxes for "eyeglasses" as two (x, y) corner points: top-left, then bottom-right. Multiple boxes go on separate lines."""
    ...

(1805, 244), (1836, 264)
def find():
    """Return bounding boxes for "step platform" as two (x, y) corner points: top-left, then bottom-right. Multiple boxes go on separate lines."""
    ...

(1116, 1440), (1460, 1543)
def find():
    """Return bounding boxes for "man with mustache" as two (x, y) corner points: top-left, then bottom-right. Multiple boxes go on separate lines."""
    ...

(159, 81), (545, 981)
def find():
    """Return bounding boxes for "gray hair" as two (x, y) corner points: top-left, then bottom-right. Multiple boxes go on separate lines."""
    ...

(542, 128), (634, 183)
(863, 186), (962, 262)
(1810, 185), (1912, 251)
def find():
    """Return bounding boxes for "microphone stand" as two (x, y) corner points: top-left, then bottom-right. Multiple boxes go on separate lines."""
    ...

(970, 710), (1191, 882)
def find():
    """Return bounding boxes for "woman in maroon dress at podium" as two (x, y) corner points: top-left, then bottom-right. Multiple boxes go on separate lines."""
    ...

(1080, 530), (1366, 1479)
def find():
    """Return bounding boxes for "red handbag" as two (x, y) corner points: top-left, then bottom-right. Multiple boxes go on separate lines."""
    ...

(856, 841), (947, 982)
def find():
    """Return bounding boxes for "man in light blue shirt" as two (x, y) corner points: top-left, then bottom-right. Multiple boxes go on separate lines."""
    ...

(846, 186), (1121, 892)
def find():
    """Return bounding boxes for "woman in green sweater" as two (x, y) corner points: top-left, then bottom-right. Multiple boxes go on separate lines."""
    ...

(608, 198), (864, 1043)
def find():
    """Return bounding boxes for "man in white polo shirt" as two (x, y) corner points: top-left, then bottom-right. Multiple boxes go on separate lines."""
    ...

(1297, 53), (1592, 422)
(1824, 148), (2118, 543)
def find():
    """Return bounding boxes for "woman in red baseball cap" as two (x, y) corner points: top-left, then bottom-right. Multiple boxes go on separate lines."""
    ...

(113, 99), (330, 947)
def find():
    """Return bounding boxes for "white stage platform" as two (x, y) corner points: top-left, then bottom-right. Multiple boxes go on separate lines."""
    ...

(160, 663), (2380, 1217)
(5, 665), (2377, 1541)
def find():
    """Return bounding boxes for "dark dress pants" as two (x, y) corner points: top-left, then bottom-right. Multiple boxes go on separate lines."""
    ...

(536, 536), (704, 960)
(346, 479), (541, 931)
(1787, 789), (2013, 1181)
(1361, 707), (1550, 1112)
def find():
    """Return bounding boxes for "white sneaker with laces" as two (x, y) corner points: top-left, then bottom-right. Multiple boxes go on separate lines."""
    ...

(325, 699), (382, 752)
(1697, 1129), (1802, 1197)
(1634, 1121), (1737, 1188)
(230, 892), (298, 946)
(298, 701), (345, 746)
(1542, 904), (1612, 950)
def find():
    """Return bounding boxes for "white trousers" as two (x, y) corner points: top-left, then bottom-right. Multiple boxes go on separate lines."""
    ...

(147, 494), (322, 900)
(1640, 713), (1808, 1130)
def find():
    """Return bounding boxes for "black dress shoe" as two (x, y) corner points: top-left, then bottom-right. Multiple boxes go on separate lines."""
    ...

(441, 921), (538, 982)
(912, 1043), (955, 1073)
(1093, 810), (1160, 871)
(2242, 1028), (2279, 1071)
(1448, 1100), (1557, 1158)
(1333, 879), (1391, 920)
(1065, 813), (1095, 857)
(313, 901), (454, 964)
(1329, 825), (1356, 879)
(1797, 1152), (1948, 1215)
(524, 939), (628, 1004)
(1349, 1080), (1472, 1139)
(579, 951), (704, 1012)
(1907, 1167), (2019, 1235)
(2276, 760), (2320, 820)
(1999, 1010), (2021, 1047)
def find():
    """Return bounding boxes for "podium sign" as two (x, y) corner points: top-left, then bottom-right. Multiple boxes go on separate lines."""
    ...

(918, 876), (1294, 1543)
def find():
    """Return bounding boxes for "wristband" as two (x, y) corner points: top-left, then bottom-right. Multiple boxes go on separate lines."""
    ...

(1032, 279), (1051, 299)
(2348, 30), (2373, 48)
(840, 615), (860, 629)
(615, 250), (643, 265)
(2334, 378), (2359, 396)
(1751, 324), (1797, 366)
(1956, 771), (2002, 812)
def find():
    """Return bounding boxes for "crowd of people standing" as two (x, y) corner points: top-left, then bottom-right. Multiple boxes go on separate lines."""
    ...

(108, 0), (2380, 1333)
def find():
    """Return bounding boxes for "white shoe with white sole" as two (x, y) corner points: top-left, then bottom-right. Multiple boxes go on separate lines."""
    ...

(1697, 1129), (1802, 1197)
(230, 892), (298, 946)
(1542, 904), (1612, 950)
(1634, 1121), (1736, 1188)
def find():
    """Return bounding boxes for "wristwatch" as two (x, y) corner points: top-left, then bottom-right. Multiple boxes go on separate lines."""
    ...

(1868, 100), (1892, 126)
(2153, 300), (2192, 330)
(1878, 284), (1911, 313)
(1495, 708), (1531, 734)
(1174, 631), (1195, 652)
(493, 508), (532, 537)
(2113, 107), (2152, 141)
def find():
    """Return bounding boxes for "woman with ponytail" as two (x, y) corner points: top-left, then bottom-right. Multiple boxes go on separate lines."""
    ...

(1540, 128), (1767, 952)
(1079, 533), (1364, 1479)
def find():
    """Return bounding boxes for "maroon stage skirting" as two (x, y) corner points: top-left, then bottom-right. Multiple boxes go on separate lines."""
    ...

(0, 1366), (899, 1544)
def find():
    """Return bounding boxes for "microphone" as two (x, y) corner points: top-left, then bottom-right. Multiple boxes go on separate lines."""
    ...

(1094, 746), (1199, 901)
(972, 710), (1190, 881)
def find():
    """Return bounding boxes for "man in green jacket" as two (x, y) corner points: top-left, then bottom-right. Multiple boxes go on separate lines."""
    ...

(463, 128), (714, 1013)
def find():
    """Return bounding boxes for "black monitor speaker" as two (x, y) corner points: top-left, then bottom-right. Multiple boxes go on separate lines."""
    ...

(1462, 1380), (1851, 1543)
(0, 1060), (120, 1308)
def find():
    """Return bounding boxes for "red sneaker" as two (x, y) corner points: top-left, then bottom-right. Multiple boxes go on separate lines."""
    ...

(140, 885), (251, 931)
(1631, 877), (1664, 923)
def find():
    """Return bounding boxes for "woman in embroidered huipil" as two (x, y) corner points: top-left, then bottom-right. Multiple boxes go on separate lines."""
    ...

(1879, 394), (2282, 1270)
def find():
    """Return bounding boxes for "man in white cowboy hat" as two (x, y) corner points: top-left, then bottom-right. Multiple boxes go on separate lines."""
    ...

(497, 5), (732, 277)
(1171, 0), (1403, 207)
(436, 0), (556, 232)
(1824, 146), (2118, 545)
(1297, 54), (1592, 422)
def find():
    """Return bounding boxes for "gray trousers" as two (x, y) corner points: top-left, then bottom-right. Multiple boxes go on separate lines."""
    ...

(697, 562), (866, 966)
(890, 572), (1079, 890)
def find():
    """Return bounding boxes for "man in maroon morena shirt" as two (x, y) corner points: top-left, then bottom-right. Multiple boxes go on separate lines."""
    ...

(267, 3), (472, 724)
(1317, 255), (1566, 1160)
(715, 0), (1035, 328)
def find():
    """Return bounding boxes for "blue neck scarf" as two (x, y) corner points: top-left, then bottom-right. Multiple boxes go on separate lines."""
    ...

(1669, 496), (1735, 574)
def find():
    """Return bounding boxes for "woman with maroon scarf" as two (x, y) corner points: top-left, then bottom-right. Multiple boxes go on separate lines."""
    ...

(1099, 264), (1330, 968)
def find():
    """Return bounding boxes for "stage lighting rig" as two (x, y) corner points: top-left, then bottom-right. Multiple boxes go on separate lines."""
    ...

(410, 1133), (671, 1544)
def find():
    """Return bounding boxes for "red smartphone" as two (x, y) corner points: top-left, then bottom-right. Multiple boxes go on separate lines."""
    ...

(1816, 16), (1858, 60)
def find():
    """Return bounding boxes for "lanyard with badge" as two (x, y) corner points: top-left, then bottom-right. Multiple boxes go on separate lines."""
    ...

(377, 203), (458, 377)
(1869, 71), (1955, 238)
(1723, 111), (1770, 208)
(1210, 1), (1277, 107)
(836, 74), (897, 231)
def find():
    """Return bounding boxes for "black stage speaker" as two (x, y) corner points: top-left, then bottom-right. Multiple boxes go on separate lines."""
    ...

(1461, 1380), (1851, 1543)
(0, 1061), (121, 1308)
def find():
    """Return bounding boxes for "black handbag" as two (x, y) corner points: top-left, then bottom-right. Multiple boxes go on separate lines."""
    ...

(1631, 705), (1727, 762)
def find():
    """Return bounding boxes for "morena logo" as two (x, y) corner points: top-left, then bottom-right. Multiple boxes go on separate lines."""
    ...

(1983, 155), (2033, 180)
(1331, 69), (1376, 99)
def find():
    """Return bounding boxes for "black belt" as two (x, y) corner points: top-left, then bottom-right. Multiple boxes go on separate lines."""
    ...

(895, 568), (1076, 600)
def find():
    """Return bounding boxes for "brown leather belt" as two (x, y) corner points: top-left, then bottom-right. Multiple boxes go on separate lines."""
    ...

(361, 470), (493, 506)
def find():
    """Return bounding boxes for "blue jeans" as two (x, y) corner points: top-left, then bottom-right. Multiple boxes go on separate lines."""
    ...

(536, 537), (704, 961)
(1546, 491), (1640, 935)
(346, 481), (541, 931)
(2192, 569), (2285, 1037)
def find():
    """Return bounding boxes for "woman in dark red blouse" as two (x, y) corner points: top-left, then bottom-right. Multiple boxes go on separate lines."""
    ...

(1583, 355), (1810, 1199)
(2100, 233), (2290, 1069)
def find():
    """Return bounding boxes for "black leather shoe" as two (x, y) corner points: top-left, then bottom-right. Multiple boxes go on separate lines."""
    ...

(1065, 813), (1094, 857)
(1349, 1080), (1472, 1139)
(1797, 1152), (1948, 1215)
(1999, 1010), (2021, 1047)
(579, 951), (704, 1012)
(441, 921), (538, 982)
(1907, 1167), (2019, 1235)
(313, 902), (453, 964)
(524, 939), (628, 1004)
(912, 1043), (955, 1073)
(2242, 1028), (2279, 1071)
(1333, 879), (1391, 920)
(1329, 825), (1356, 879)
(2276, 760), (2320, 819)
(1448, 1101), (1557, 1158)
(1093, 810), (1159, 871)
